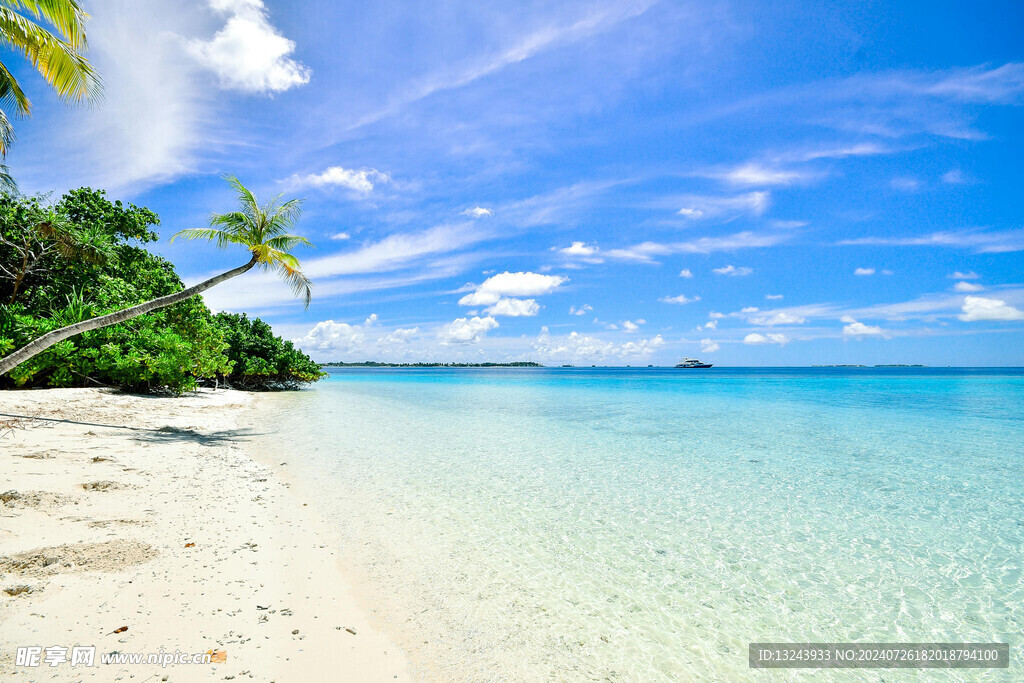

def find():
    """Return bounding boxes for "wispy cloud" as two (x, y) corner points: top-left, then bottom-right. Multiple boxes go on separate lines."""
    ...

(347, 0), (661, 130)
(676, 191), (770, 220)
(659, 294), (700, 305)
(606, 231), (789, 263)
(838, 228), (1024, 253)
(713, 265), (753, 276)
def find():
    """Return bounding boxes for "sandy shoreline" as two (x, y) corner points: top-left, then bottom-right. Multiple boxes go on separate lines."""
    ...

(0, 388), (408, 682)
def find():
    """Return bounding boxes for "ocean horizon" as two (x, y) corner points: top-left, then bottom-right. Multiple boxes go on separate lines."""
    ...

(250, 366), (1024, 680)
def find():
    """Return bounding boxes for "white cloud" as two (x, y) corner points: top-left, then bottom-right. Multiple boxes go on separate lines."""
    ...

(741, 307), (759, 313)
(188, 0), (311, 93)
(292, 314), (379, 353)
(606, 232), (787, 263)
(659, 294), (700, 305)
(949, 271), (980, 279)
(854, 267), (876, 276)
(380, 327), (420, 344)
(621, 320), (642, 332)
(288, 166), (390, 193)
(569, 304), (593, 316)
(743, 333), (789, 345)
(838, 229), (1024, 253)
(462, 207), (493, 218)
(459, 271), (568, 307)
(485, 298), (540, 317)
(954, 281), (984, 293)
(890, 177), (921, 192)
(765, 294), (784, 300)
(794, 143), (891, 161)
(958, 296), (1024, 322)
(942, 169), (969, 184)
(676, 191), (770, 220)
(304, 224), (485, 279)
(713, 265), (753, 276)
(717, 163), (810, 186)
(700, 339), (720, 353)
(679, 269), (693, 279)
(842, 320), (885, 336)
(438, 316), (500, 344)
(749, 311), (806, 326)
(700, 320), (718, 331)
(532, 327), (663, 362)
(559, 241), (598, 256)
(329, 232), (351, 241)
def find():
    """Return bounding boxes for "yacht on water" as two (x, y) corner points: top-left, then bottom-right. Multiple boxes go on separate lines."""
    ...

(675, 357), (713, 368)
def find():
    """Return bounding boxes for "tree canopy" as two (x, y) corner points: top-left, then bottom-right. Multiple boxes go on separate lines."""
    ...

(0, 188), (323, 393)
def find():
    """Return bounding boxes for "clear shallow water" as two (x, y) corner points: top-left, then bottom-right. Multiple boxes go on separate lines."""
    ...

(252, 368), (1024, 681)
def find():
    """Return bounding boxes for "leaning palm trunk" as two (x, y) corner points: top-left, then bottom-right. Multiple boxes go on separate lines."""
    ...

(0, 254), (258, 377)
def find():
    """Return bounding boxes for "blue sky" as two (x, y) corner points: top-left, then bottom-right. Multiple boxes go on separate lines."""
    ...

(7, 0), (1024, 365)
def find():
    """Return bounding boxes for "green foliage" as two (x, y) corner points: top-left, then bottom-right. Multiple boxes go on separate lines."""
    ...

(0, 188), (321, 394)
(214, 312), (325, 390)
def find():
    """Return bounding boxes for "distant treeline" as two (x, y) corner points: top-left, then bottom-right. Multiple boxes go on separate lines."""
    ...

(322, 361), (544, 368)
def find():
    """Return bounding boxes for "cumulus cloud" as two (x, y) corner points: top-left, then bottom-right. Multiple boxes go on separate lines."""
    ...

(292, 314), (379, 353)
(188, 0), (311, 93)
(700, 339), (720, 353)
(954, 281), (984, 292)
(287, 166), (390, 193)
(679, 269), (693, 278)
(462, 207), (493, 218)
(533, 327), (663, 362)
(958, 296), (1024, 322)
(569, 304), (593, 316)
(713, 265), (753, 276)
(458, 271), (568, 311)
(485, 298), (540, 317)
(659, 294), (700, 305)
(842, 319), (885, 336)
(949, 271), (980, 279)
(621, 320), (643, 332)
(438, 316), (500, 344)
(744, 333), (789, 345)
(329, 232), (351, 241)
(854, 267), (876, 276)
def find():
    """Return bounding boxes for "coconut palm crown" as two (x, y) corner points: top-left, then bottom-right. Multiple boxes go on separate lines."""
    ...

(172, 174), (314, 308)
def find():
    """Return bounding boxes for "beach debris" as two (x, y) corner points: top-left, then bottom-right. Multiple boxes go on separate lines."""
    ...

(90, 455), (113, 463)
(82, 480), (119, 491)
(256, 605), (269, 610)
(1, 490), (21, 504)
(3, 584), (35, 596)
(0, 490), (72, 509)
(0, 540), (156, 577)
(291, 629), (299, 635)
(207, 649), (227, 663)
(108, 626), (128, 635)
(184, 542), (196, 548)
(345, 627), (356, 635)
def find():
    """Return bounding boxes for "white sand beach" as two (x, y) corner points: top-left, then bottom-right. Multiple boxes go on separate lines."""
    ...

(0, 388), (408, 681)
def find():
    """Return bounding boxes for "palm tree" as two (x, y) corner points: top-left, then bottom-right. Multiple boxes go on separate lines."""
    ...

(0, 175), (313, 377)
(0, 0), (102, 186)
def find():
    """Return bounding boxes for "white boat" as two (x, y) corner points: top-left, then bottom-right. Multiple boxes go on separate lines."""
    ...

(675, 357), (713, 368)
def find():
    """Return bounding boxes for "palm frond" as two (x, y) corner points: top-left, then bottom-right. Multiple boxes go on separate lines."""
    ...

(0, 162), (14, 192)
(0, 7), (101, 106)
(0, 62), (30, 120)
(264, 234), (312, 252)
(277, 262), (312, 309)
(3, 0), (89, 48)
(170, 227), (243, 250)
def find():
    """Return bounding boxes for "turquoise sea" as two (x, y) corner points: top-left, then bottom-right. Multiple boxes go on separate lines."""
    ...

(252, 368), (1024, 680)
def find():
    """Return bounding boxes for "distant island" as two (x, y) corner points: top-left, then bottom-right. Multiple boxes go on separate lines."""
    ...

(811, 364), (928, 368)
(321, 361), (544, 368)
